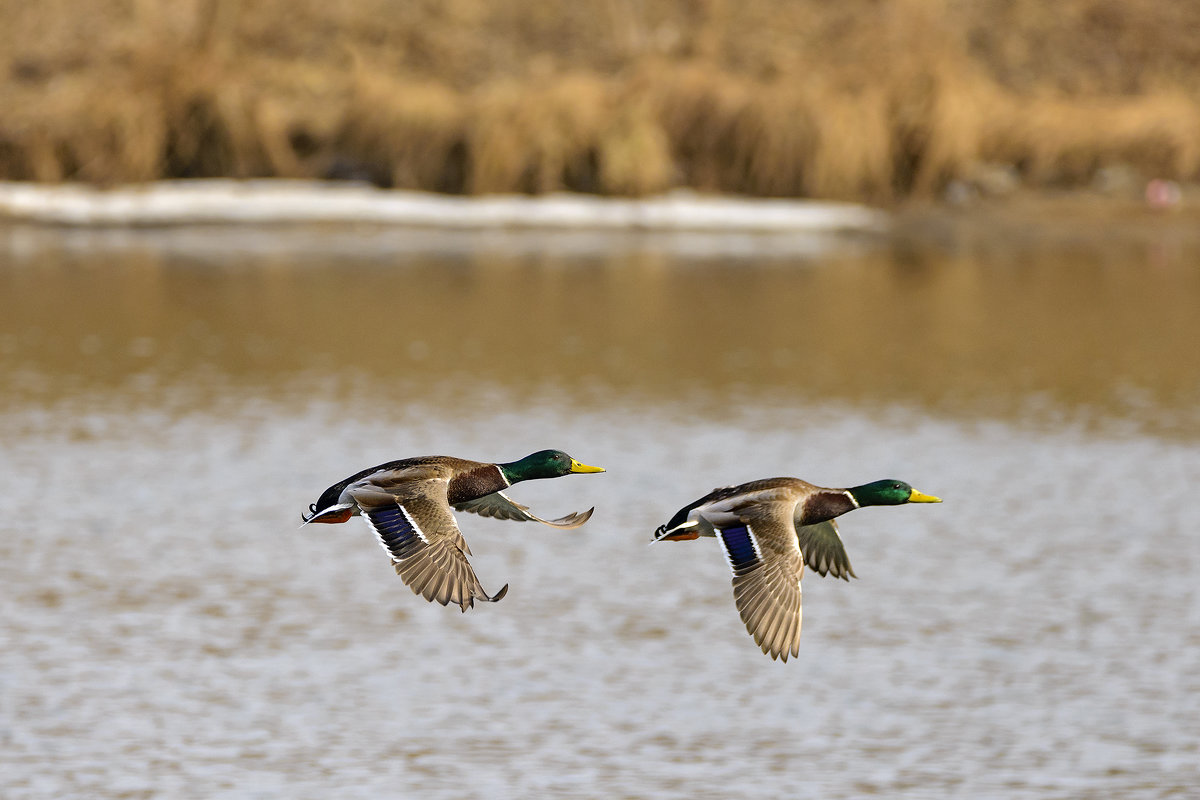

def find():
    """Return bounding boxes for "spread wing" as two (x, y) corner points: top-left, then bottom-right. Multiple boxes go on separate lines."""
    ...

(794, 519), (857, 580)
(712, 501), (806, 662)
(454, 491), (594, 529)
(348, 477), (507, 611)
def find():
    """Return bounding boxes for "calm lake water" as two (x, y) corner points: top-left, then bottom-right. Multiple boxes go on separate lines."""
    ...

(2, 220), (1198, 799)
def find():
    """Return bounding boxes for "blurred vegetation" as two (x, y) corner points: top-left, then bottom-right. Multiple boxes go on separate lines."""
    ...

(3, 0), (1200, 202)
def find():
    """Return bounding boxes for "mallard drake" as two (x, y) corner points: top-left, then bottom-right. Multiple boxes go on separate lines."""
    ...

(303, 450), (604, 611)
(654, 478), (941, 661)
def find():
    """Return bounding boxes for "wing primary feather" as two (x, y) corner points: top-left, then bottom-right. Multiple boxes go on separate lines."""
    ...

(756, 595), (786, 660)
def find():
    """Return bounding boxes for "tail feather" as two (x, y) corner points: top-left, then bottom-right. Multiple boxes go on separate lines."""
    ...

(300, 502), (355, 526)
(652, 519), (700, 542)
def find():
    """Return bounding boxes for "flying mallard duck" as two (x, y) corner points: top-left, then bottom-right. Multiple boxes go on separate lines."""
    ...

(303, 450), (604, 611)
(653, 477), (941, 661)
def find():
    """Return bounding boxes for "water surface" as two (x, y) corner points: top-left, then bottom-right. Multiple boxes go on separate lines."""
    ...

(1, 222), (1198, 799)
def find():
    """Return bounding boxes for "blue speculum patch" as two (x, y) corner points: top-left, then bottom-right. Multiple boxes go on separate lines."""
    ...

(368, 506), (422, 555)
(719, 525), (760, 574)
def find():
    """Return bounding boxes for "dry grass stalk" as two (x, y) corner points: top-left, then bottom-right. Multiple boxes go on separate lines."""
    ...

(4, 0), (1200, 200)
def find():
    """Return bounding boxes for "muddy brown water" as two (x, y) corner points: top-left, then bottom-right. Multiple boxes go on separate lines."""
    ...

(2, 223), (1198, 798)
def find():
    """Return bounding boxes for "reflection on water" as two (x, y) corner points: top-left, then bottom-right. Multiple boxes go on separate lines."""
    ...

(2, 223), (1199, 437)
(1, 222), (1198, 798)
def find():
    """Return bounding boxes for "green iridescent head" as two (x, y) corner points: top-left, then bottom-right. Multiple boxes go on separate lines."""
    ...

(499, 450), (605, 483)
(848, 479), (942, 507)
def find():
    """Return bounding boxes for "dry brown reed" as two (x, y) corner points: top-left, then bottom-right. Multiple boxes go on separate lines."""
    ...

(4, 0), (1200, 202)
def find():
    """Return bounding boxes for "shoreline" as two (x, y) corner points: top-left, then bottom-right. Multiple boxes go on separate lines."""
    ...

(4, 179), (1198, 261)
(0, 180), (888, 233)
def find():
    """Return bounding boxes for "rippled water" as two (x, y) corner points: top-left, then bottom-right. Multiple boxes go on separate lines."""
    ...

(2, 222), (1198, 798)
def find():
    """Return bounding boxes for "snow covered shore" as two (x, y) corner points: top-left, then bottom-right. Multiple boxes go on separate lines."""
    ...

(0, 180), (887, 233)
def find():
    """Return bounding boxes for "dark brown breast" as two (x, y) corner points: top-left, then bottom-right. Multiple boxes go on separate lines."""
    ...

(447, 464), (509, 505)
(798, 491), (857, 525)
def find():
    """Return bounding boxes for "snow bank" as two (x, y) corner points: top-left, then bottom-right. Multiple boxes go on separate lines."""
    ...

(0, 180), (888, 233)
